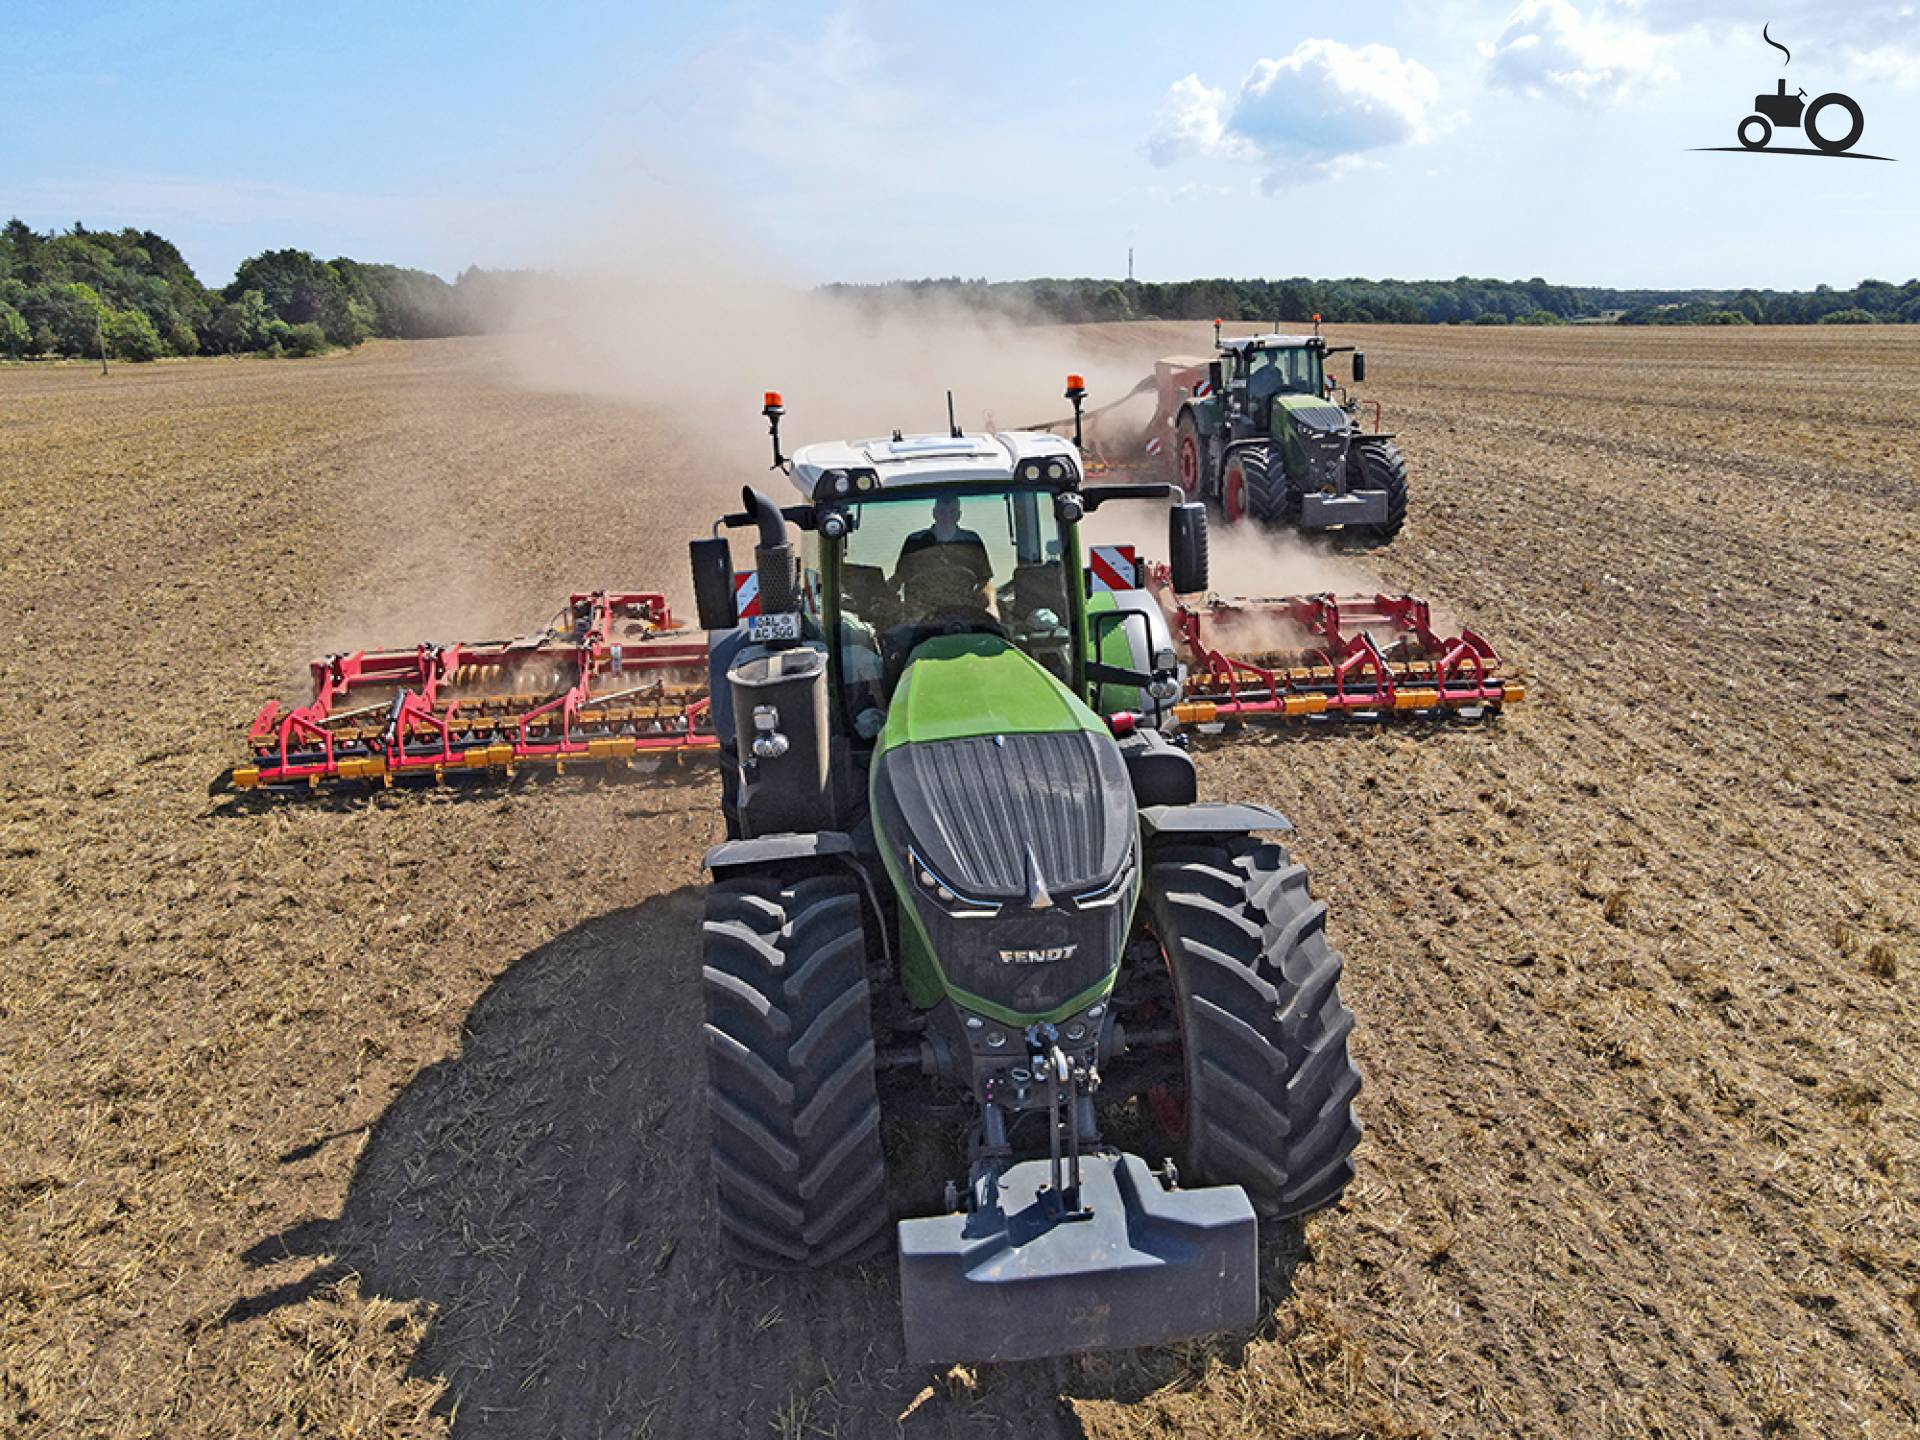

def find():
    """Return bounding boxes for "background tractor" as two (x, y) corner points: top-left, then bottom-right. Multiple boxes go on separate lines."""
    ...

(1172, 327), (1406, 538)
(682, 395), (1364, 1362)
(1068, 325), (1408, 541)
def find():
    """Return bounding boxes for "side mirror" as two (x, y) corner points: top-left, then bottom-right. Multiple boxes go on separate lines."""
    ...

(1168, 502), (1209, 595)
(1352, 351), (1367, 383)
(689, 536), (739, 630)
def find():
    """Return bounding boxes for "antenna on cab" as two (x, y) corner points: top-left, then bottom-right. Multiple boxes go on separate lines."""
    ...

(947, 390), (961, 439)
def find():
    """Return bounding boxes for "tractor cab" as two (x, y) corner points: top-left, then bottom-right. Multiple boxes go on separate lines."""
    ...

(787, 433), (1088, 738)
(1218, 334), (1327, 435)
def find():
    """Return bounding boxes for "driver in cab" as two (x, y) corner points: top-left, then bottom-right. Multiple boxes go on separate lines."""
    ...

(892, 495), (994, 617)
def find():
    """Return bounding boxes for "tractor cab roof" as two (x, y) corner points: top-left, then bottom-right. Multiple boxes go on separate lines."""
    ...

(787, 430), (1082, 502)
(1220, 333), (1324, 354)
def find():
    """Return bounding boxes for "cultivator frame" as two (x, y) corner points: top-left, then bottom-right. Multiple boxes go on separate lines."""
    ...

(227, 573), (1520, 795)
(1155, 578), (1524, 728)
(230, 591), (716, 793)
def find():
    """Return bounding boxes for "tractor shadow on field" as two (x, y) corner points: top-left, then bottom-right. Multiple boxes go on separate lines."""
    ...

(231, 888), (1307, 1439)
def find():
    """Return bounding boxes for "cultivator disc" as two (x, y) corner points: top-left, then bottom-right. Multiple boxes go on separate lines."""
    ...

(1152, 576), (1524, 727)
(228, 591), (716, 793)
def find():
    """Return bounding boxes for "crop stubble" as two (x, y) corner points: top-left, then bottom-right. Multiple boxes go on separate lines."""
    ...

(1, 324), (1916, 1438)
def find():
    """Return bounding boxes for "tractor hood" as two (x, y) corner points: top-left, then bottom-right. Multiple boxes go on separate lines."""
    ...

(1274, 392), (1353, 435)
(871, 636), (1137, 1023)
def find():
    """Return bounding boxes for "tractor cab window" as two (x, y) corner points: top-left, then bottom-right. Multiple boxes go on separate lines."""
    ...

(831, 487), (1074, 738)
(1246, 347), (1322, 396)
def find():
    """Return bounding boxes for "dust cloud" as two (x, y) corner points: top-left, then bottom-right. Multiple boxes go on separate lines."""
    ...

(501, 196), (1142, 492)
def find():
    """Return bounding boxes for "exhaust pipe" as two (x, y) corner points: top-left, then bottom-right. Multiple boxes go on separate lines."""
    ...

(742, 486), (797, 614)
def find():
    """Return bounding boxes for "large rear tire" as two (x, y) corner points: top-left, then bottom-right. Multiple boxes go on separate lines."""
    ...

(1349, 438), (1408, 543)
(1233, 444), (1294, 527)
(701, 873), (888, 1268)
(1144, 835), (1362, 1219)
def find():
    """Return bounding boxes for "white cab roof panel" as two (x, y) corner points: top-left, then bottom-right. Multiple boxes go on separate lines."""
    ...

(787, 430), (1082, 500)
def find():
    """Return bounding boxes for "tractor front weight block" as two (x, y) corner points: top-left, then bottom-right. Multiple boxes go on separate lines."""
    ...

(1299, 487), (1389, 529)
(897, 1152), (1259, 1364)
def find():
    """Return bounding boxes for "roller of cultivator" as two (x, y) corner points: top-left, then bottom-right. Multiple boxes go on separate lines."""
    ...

(226, 591), (717, 793)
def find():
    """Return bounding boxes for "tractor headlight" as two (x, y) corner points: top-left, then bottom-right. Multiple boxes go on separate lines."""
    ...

(908, 846), (1001, 918)
(1046, 459), (1066, 481)
(851, 468), (879, 492)
(1069, 852), (1136, 910)
(1055, 492), (1084, 524)
(819, 509), (849, 539)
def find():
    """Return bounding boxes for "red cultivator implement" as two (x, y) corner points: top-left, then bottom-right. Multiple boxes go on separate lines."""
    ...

(227, 572), (1519, 795)
(230, 592), (716, 793)
(1156, 582), (1523, 728)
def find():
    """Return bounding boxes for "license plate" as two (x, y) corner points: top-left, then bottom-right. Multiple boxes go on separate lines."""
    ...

(748, 612), (802, 644)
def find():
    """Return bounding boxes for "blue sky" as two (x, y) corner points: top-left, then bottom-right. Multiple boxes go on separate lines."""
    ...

(7, 0), (1917, 289)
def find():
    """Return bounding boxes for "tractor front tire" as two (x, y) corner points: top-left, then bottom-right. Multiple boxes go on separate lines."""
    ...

(1234, 445), (1295, 528)
(701, 872), (888, 1268)
(1145, 835), (1362, 1219)
(1350, 438), (1409, 543)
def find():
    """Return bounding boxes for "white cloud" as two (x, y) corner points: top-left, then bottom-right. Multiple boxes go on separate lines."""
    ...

(1482, 0), (1675, 107)
(1145, 75), (1240, 167)
(1837, 43), (1920, 89)
(1607, 2), (1920, 88)
(1147, 41), (1444, 189)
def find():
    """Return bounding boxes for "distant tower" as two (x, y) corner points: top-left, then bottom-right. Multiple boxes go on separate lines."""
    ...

(1127, 246), (1134, 282)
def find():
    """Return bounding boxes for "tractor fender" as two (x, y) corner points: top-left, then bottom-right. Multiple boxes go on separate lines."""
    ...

(1184, 399), (1224, 440)
(1139, 802), (1293, 839)
(705, 625), (750, 748)
(1352, 430), (1398, 443)
(704, 830), (856, 877)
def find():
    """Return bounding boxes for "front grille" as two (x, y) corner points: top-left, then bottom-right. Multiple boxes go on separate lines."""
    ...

(879, 731), (1131, 897)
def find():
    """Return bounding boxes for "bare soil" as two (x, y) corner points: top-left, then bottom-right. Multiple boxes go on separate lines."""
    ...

(3, 324), (1917, 1439)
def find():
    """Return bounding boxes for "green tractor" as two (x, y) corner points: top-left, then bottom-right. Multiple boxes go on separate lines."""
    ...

(686, 390), (1363, 1363)
(1157, 326), (1408, 540)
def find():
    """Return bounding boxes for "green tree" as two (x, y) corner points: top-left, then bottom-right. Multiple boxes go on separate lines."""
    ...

(103, 307), (164, 360)
(0, 303), (28, 357)
(227, 249), (361, 345)
(208, 288), (274, 352)
(281, 321), (328, 356)
(25, 281), (110, 355)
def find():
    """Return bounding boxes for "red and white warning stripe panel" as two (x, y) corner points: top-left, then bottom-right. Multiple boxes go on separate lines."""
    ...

(733, 569), (824, 620)
(732, 571), (762, 618)
(1193, 377), (1214, 399)
(1088, 544), (1138, 594)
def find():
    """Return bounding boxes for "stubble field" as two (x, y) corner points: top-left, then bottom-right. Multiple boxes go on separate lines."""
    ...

(3, 321), (1918, 1438)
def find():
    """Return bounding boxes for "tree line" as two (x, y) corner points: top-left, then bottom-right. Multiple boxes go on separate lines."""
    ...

(822, 275), (1920, 327)
(0, 219), (530, 361)
(8, 217), (1917, 364)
